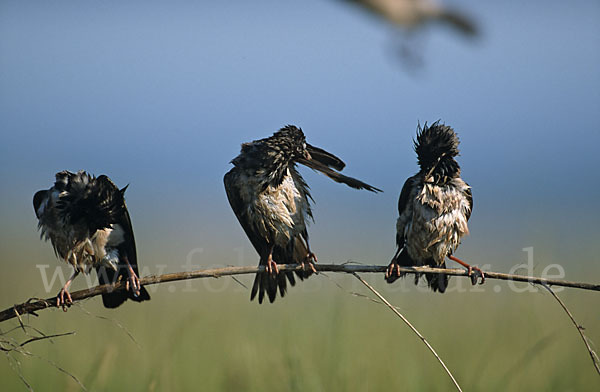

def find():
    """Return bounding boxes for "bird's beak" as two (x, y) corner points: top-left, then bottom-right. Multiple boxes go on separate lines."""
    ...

(305, 143), (346, 171)
(296, 145), (382, 193)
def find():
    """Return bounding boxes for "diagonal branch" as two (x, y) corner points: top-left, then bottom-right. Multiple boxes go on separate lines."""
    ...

(352, 272), (463, 391)
(1, 263), (599, 323)
(541, 283), (600, 375)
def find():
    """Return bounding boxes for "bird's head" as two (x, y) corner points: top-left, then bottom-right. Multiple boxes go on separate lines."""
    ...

(269, 125), (310, 161)
(414, 121), (461, 181)
(231, 125), (381, 192)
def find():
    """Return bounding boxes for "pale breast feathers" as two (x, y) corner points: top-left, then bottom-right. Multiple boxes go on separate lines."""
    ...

(402, 180), (471, 264)
(247, 169), (310, 247)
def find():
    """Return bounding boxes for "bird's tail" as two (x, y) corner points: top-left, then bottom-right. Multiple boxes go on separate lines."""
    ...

(425, 262), (448, 293)
(251, 236), (314, 304)
(96, 265), (151, 308)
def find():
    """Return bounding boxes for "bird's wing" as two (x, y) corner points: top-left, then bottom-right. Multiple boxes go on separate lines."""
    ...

(118, 201), (139, 275)
(396, 176), (416, 249)
(397, 176), (414, 216)
(225, 170), (295, 303)
(95, 176), (150, 307)
(94, 176), (137, 267)
(296, 157), (382, 193)
(223, 170), (268, 256)
(61, 174), (121, 233)
(464, 183), (473, 222)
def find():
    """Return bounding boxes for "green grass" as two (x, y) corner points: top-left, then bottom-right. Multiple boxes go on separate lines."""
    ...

(1, 271), (600, 391)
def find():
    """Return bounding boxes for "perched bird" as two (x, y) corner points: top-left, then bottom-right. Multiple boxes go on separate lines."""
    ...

(385, 121), (484, 292)
(34, 170), (150, 308)
(224, 125), (381, 303)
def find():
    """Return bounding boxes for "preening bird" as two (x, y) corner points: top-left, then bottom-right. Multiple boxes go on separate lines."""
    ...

(385, 122), (484, 292)
(224, 125), (381, 303)
(33, 170), (150, 308)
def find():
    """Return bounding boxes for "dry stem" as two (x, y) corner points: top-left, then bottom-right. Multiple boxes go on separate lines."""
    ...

(1, 263), (598, 323)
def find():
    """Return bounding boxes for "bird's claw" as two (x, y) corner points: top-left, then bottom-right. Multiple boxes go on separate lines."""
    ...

(385, 260), (401, 279)
(266, 258), (279, 275)
(448, 255), (485, 286)
(126, 270), (141, 297)
(467, 266), (485, 285)
(302, 252), (318, 274)
(56, 288), (73, 311)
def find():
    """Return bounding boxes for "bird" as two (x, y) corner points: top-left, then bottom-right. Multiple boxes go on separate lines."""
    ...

(385, 121), (484, 292)
(224, 125), (381, 303)
(341, 0), (477, 36)
(33, 170), (150, 309)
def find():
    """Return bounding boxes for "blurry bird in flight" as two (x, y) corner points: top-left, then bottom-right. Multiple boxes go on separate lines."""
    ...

(341, 0), (477, 36)
(34, 170), (150, 309)
(385, 121), (484, 292)
(225, 125), (381, 303)
(340, 0), (478, 69)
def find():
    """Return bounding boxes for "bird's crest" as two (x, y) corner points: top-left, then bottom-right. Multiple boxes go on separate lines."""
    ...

(414, 121), (460, 168)
(414, 121), (461, 182)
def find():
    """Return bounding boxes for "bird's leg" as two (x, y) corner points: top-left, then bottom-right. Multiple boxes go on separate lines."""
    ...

(122, 256), (141, 297)
(265, 244), (278, 275)
(57, 270), (79, 310)
(302, 241), (318, 274)
(385, 248), (403, 278)
(448, 254), (485, 285)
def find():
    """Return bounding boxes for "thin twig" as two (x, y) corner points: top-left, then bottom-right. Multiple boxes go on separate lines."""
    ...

(75, 304), (139, 348)
(20, 349), (87, 391)
(541, 283), (600, 375)
(319, 271), (384, 305)
(1, 263), (599, 323)
(1, 332), (75, 353)
(352, 273), (462, 392)
(6, 354), (34, 392)
(17, 332), (76, 349)
(2, 329), (82, 391)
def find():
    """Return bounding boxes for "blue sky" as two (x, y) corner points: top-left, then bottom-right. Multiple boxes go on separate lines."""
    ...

(1, 0), (599, 273)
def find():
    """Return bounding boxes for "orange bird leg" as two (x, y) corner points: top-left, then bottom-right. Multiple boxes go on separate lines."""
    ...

(302, 242), (318, 274)
(57, 270), (79, 311)
(448, 255), (485, 285)
(122, 256), (142, 297)
(265, 244), (279, 275)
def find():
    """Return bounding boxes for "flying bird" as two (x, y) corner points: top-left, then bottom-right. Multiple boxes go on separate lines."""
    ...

(34, 170), (150, 309)
(341, 0), (477, 36)
(385, 121), (484, 292)
(224, 125), (381, 303)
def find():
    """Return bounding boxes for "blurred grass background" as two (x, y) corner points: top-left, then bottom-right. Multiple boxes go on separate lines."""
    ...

(1, 0), (599, 390)
(1, 245), (600, 391)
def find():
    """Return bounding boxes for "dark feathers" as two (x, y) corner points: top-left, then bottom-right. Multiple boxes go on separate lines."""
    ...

(34, 170), (150, 308)
(232, 125), (381, 194)
(57, 173), (127, 234)
(225, 125), (380, 303)
(414, 121), (461, 183)
(306, 143), (345, 171)
(387, 122), (472, 293)
(297, 157), (382, 193)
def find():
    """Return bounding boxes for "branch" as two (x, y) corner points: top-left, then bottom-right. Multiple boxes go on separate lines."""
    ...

(1, 263), (598, 323)
(541, 284), (600, 375)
